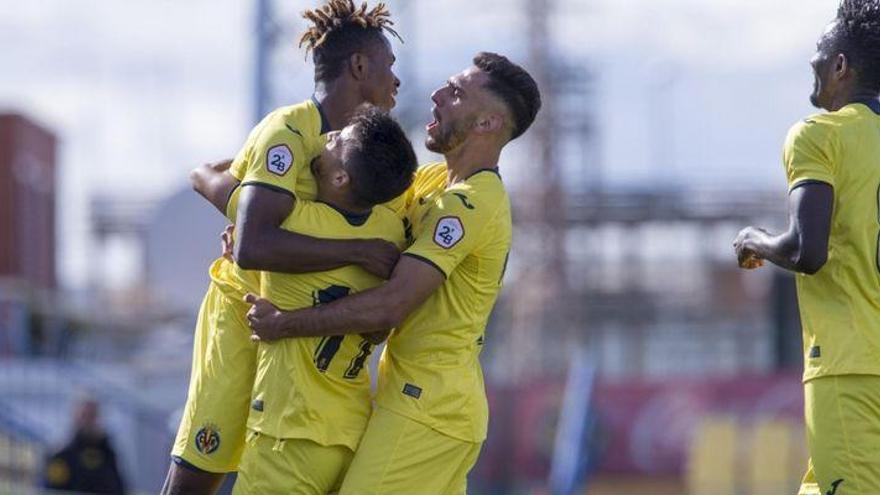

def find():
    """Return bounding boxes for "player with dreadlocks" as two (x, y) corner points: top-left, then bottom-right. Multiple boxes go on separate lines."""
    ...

(734, 1), (880, 493)
(161, 2), (406, 494)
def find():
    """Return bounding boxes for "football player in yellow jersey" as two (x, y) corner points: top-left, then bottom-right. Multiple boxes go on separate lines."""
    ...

(163, 2), (406, 493)
(233, 107), (416, 494)
(245, 52), (541, 494)
(734, 2), (880, 494)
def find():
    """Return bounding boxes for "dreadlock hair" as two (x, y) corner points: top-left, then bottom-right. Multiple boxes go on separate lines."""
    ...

(343, 105), (417, 207)
(472, 52), (542, 141)
(299, 0), (402, 83)
(833, 0), (880, 92)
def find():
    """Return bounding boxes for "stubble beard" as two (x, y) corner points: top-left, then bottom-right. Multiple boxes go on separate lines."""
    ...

(425, 118), (472, 154)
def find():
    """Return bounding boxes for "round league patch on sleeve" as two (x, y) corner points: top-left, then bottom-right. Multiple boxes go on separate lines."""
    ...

(266, 144), (293, 176)
(433, 216), (464, 249)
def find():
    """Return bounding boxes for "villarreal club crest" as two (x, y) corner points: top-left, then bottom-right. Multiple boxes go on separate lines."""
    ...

(194, 423), (220, 455)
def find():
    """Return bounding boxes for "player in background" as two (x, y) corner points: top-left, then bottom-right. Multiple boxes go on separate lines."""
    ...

(232, 107), (416, 494)
(245, 52), (541, 494)
(163, 2), (403, 493)
(734, 1), (880, 493)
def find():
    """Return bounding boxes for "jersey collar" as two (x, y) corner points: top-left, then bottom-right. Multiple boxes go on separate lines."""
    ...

(466, 168), (501, 180)
(311, 95), (332, 134)
(317, 200), (372, 226)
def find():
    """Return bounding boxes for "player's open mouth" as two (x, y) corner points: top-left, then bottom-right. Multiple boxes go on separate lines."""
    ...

(426, 108), (440, 133)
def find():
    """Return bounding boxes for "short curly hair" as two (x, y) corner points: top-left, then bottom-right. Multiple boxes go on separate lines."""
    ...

(343, 106), (417, 207)
(299, 0), (402, 83)
(831, 0), (880, 91)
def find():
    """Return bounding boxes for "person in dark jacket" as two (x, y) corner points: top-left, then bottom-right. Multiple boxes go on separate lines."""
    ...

(43, 397), (126, 494)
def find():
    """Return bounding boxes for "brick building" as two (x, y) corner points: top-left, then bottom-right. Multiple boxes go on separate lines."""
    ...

(0, 114), (56, 289)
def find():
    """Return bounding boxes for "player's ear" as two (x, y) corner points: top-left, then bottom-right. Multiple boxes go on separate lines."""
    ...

(330, 168), (350, 189)
(834, 53), (849, 79)
(475, 112), (504, 135)
(349, 52), (369, 82)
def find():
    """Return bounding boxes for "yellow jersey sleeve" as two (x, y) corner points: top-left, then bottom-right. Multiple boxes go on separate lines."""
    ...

(403, 172), (503, 277)
(240, 116), (311, 198)
(229, 134), (252, 182)
(229, 115), (266, 182)
(223, 118), (269, 222)
(224, 184), (241, 222)
(784, 117), (840, 189)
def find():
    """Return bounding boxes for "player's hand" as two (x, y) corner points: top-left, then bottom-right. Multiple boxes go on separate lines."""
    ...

(733, 227), (765, 269)
(360, 329), (391, 345)
(221, 224), (235, 261)
(207, 158), (233, 173)
(244, 293), (285, 342)
(355, 239), (401, 280)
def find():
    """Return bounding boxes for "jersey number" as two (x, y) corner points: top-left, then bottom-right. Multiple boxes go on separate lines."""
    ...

(310, 285), (372, 379)
(314, 336), (344, 372)
(344, 340), (373, 379)
(313, 337), (373, 379)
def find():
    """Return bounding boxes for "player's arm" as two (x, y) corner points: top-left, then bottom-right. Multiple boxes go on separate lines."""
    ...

(189, 158), (239, 215)
(247, 185), (498, 341)
(233, 185), (399, 277)
(232, 123), (399, 278)
(733, 182), (832, 274)
(734, 119), (836, 274)
(245, 255), (444, 341)
(187, 156), (398, 276)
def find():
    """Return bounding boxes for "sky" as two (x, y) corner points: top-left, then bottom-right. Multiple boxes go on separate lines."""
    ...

(0, 0), (839, 288)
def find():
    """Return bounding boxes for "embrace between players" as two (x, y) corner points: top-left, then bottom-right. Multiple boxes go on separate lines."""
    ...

(162, 0), (880, 494)
(161, 1), (540, 494)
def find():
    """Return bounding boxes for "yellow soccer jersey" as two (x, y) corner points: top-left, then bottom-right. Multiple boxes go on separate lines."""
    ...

(209, 97), (330, 300)
(389, 162), (449, 243)
(361, 162), (447, 228)
(783, 102), (880, 381)
(247, 200), (406, 450)
(376, 165), (511, 443)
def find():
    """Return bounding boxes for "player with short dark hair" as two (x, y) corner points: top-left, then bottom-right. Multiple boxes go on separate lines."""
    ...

(471, 52), (542, 141)
(163, 2), (405, 493)
(734, 1), (880, 493)
(232, 106), (417, 494)
(245, 52), (541, 494)
(422, 52), (541, 155)
(340, 107), (416, 207)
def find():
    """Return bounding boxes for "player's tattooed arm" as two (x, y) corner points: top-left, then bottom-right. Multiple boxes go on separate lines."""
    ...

(234, 185), (400, 278)
(190, 159), (238, 214)
(733, 182), (832, 274)
(245, 256), (445, 341)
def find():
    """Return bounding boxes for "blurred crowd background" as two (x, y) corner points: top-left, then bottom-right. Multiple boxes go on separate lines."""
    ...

(0, 0), (836, 493)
